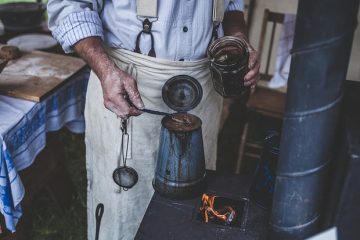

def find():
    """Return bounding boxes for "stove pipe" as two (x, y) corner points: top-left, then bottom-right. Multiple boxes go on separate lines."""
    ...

(269, 0), (359, 239)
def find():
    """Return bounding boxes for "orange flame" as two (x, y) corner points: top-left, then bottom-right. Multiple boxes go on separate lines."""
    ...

(200, 194), (236, 224)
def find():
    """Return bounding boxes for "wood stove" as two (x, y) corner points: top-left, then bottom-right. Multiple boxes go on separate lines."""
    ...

(135, 171), (269, 240)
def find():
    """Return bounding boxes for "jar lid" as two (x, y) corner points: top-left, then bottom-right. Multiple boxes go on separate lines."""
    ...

(162, 75), (203, 112)
(207, 36), (249, 67)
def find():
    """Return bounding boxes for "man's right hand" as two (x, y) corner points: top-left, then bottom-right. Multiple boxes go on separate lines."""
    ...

(74, 37), (144, 119)
(100, 64), (144, 118)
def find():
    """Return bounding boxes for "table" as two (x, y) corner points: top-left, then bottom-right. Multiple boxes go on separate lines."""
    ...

(0, 67), (89, 232)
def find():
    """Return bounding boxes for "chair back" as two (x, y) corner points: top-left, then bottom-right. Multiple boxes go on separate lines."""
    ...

(258, 9), (285, 81)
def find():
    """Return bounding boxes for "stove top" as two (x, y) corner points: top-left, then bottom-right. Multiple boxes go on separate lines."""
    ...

(135, 171), (269, 240)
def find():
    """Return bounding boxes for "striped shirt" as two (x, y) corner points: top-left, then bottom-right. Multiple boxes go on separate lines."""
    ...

(47, 0), (244, 61)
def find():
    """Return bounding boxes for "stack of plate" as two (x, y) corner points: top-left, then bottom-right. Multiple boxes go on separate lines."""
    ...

(7, 34), (58, 51)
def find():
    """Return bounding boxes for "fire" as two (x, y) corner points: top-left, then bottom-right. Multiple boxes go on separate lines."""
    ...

(200, 194), (236, 225)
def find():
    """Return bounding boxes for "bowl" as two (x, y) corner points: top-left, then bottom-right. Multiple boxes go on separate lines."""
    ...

(0, 2), (46, 32)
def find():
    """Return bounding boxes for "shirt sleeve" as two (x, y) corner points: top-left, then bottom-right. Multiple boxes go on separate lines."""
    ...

(47, 0), (104, 53)
(226, 0), (244, 12)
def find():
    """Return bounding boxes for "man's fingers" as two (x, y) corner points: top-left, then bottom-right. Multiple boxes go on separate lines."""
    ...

(244, 78), (257, 86)
(101, 66), (144, 118)
(247, 47), (259, 67)
(104, 102), (125, 118)
(128, 106), (142, 117)
(248, 55), (259, 69)
(115, 94), (142, 117)
(124, 77), (145, 110)
(244, 74), (259, 86)
(244, 61), (260, 82)
(104, 94), (142, 119)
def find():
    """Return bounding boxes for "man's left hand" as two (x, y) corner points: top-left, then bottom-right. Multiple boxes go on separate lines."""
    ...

(222, 11), (260, 88)
(244, 44), (260, 88)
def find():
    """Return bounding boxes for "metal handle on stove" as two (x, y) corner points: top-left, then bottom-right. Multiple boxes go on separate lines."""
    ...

(141, 108), (169, 116)
(95, 203), (104, 240)
(124, 96), (169, 116)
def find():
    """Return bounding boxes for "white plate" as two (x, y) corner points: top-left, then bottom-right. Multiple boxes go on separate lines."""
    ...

(7, 34), (58, 51)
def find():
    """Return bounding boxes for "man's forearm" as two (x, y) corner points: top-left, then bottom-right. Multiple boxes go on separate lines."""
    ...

(73, 36), (144, 117)
(74, 37), (118, 83)
(222, 11), (260, 87)
(223, 11), (249, 42)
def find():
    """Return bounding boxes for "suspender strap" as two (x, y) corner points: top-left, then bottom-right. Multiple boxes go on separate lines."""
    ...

(135, 0), (157, 57)
(136, 0), (158, 18)
(134, 19), (156, 57)
(211, 0), (234, 41)
(211, 0), (224, 43)
(213, 0), (225, 26)
(135, 0), (233, 57)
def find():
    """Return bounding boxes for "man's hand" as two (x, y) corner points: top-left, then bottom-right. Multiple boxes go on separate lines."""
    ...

(100, 63), (144, 118)
(223, 11), (260, 88)
(244, 45), (260, 88)
(74, 37), (144, 119)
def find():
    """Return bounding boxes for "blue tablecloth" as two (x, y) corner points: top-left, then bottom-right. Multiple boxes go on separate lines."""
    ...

(0, 68), (90, 232)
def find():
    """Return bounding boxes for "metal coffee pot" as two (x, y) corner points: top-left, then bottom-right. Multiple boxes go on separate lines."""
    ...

(153, 75), (206, 199)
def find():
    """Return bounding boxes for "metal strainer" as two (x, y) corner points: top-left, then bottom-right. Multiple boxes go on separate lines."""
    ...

(112, 119), (138, 191)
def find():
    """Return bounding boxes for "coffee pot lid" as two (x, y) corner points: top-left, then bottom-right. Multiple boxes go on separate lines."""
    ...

(162, 75), (203, 112)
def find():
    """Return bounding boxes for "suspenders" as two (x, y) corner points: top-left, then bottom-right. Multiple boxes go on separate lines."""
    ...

(134, 0), (233, 57)
(135, 0), (232, 22)
(136, 0), (158, 18)
(134, 0), (158, 57)
(212, 0), (226, 41)
(134, 18), (157, 57)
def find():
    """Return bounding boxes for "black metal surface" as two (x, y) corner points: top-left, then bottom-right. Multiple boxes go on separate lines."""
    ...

(0, 2), (46, 32)
(141, 108), (169, 116)
(136, 171), (269, 240)
(162, 75), (203, 112)
(269, 0), (359, 239)
(323, 81), (360, 240)
(95, 203), (104, 240)
(197, 195), (249, 229)
(250, 131), (280, 209)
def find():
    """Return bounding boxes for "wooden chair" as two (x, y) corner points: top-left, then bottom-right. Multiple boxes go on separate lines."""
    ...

(235, 9), (288, 174)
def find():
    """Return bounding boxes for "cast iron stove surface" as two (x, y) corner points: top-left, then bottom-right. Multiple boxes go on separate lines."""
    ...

(135, 171), (269, 240)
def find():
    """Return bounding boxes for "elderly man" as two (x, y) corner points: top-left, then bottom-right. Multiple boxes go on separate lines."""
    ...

(47, 0), (259, 239)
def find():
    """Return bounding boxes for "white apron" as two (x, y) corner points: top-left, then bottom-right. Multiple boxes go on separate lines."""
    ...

(85, 48), (223, 240)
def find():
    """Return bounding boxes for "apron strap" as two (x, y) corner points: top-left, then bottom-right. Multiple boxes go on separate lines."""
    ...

(135, 0), (157, 57)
